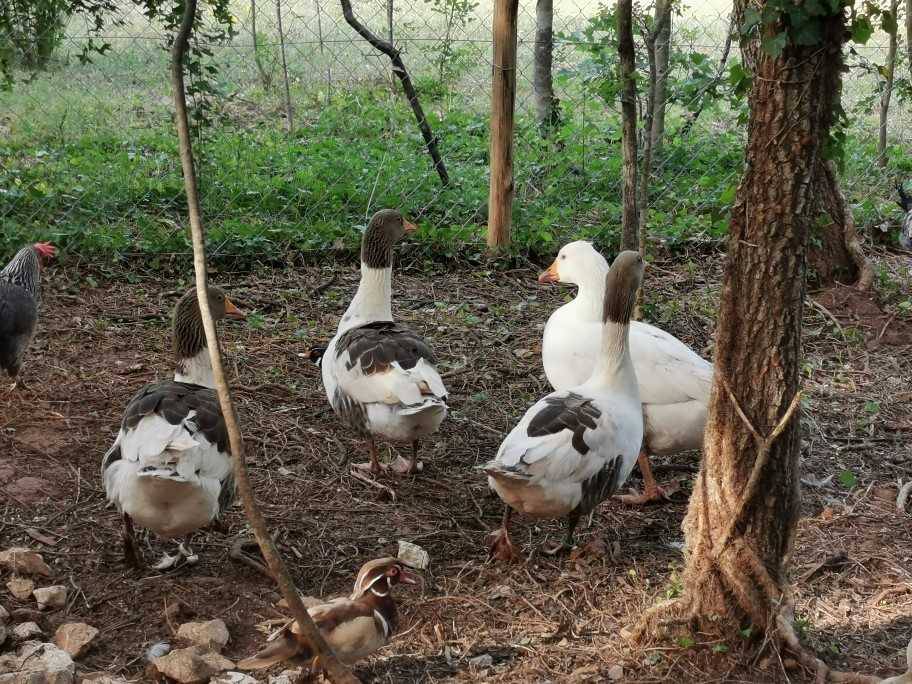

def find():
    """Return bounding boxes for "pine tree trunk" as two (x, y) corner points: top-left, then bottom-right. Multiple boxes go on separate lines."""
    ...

(617, 0), (638, 252)
(533, 0), (558, 136)
(649, 0), (671, 157)
(674, 12), (845, 633)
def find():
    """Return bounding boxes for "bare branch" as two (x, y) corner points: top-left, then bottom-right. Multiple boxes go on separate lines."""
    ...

(339, 0), (449, 186)
(169, 2), (358, 682)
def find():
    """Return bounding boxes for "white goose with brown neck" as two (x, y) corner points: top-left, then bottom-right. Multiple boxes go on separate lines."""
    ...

(482, 251), (646, 557)
(541, 241), (712, 457)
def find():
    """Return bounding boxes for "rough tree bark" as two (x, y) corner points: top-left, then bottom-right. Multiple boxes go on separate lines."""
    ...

(649, 0), (671, 157)
(877, 0), (900, 166)
(636, 5), (671, 256)
(170, 2), (357, 682)
(617, 0), (638, 252)
(732, 0), (870, 290)
(907, 0), (911, 83)
(340, 0), (449, 186)
(533, 0), (559, 136)
(487, 0), (519, 249)
(635, 3), (844, 642)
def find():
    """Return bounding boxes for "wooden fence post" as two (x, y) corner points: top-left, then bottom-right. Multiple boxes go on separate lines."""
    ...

(487, 0), (519, 250)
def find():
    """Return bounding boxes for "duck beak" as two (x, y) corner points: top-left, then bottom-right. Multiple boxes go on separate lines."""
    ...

(538, 260), (560, 284)
(224, 298), (246, 320)
(403, 218), (418, 234)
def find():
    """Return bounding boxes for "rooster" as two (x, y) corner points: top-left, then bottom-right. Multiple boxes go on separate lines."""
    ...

(0, 242), (56, 389)
(898, 183), (912, 251)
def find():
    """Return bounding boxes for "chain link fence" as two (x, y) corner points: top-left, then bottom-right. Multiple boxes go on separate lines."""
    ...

(1, 0), (909, 260)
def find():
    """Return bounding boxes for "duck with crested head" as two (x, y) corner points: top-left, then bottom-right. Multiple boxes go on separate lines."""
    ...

(238, 556), (420, 670)
(482, 251), (646, 560)
(101, 287), (245, 569)
(317, 209), (448, 476)
(538, 240), (712, 505)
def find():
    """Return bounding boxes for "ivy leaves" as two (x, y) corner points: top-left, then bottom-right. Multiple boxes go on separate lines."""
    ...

(740, 0), (895, 59)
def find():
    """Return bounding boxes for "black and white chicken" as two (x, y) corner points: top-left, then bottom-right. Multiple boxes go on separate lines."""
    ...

(0, 242), (56, 389)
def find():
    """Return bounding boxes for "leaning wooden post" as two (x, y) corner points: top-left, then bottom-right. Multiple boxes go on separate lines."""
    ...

(169, 1), (357, 682)
(487, 0), (519, 250)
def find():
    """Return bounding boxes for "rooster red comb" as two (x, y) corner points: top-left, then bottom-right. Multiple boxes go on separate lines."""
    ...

(33, 242), (56, 259)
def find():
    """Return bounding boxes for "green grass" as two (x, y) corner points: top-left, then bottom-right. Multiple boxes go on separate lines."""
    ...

(0, 20), (909, 263)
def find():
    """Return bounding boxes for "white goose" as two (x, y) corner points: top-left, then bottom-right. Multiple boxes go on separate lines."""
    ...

(319, 209), (448, 476)
(539, 241), (712, 504)
(102, 287), (245, 568)
(483, 251), (645, 559)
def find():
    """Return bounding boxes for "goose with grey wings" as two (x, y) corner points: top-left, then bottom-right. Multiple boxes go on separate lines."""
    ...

(101, 287), (245, 569)
(318, 209), (448, 476)
(482, 250), (645, 560)
(539, 240), (712, 504)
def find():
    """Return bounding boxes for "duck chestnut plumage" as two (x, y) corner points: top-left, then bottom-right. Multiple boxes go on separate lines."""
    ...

(101, 287), (245, 569)
(238, 557), (420, 670)
(0, 242), (55, 389)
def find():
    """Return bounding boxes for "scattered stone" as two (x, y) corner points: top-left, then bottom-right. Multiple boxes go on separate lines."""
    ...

(211, 673), (258, 684)
(268, 671), (303, 684)
(13, 622), (44, 640)
(0, 548), (52, 577)
(152, 646), (234, 683)
(54, 623), (99, 658)
(469, 654), (493, 669)
(487, 584), (515, 600)
(78, 674), (130, 684)
(34, 585), (67, 610)
(0, 604), (10, 622)
(177, 619), (230, 652)
(607, 664), (624, 681)
(7, 578), (35, 600)
(0, 641), (74, 683)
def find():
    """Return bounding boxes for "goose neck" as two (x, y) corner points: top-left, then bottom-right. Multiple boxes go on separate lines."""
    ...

(340, 262), (392, 331)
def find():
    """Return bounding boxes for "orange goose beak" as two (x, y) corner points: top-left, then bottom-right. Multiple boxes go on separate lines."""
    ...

(224, 298), (246, 320)
(398, 566), (420, 586)
(538, 260), (560, 284)
(403, 218), (418, 234)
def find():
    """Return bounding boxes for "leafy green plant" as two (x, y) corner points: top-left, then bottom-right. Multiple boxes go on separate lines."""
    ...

(0, 0), (69, 72)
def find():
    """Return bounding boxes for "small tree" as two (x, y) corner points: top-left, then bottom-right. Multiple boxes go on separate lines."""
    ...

(877, 0), (900, 165)
(636, 0), (843, 645)
(0, 0), (69, 72)
(617, 0), (638, 252)
(533, 0), (560, 136)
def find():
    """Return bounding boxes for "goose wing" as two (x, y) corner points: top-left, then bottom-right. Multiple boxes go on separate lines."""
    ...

(330, 321), (446, 406)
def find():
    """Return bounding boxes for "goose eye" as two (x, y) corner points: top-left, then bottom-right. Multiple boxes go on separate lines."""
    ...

(389, 566), (399, 576)
(560, 254), (566, 260)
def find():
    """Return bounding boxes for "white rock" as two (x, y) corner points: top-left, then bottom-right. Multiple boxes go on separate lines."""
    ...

(152, 646), (234, 683)
(7, 578), (35, 600)
(33, 586), (67, 610)
(144, 641), (170, 661)
(268, 671), (303, 684)
(211, 673), (259, 684)
(608, 664), (624, 681)
(77, 674), (130, 684)
(54, 623), (99, 658)
(0, 548), (52, 577)
(176, 619), (230, 652)
(13, 622), (44, 640)
(0, 641), (74, 683)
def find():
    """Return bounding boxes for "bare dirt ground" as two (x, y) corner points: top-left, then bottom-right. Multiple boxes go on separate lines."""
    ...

(1, 247), (910, 683)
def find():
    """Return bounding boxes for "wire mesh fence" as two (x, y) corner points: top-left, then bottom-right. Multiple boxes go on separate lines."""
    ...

(1, 0), (910, 260)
